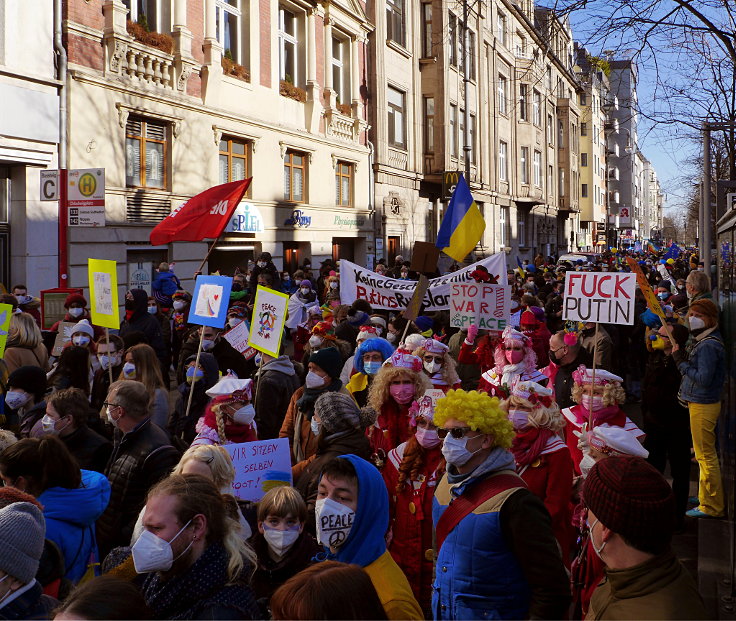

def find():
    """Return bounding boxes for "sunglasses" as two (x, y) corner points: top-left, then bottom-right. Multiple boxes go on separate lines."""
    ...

(437, 427), (473, 439)
(423, 356), (444, 364)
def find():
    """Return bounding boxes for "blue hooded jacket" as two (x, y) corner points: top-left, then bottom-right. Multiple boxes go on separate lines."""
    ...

(324, 454), (388, 567)
(38, 469), (111, 582)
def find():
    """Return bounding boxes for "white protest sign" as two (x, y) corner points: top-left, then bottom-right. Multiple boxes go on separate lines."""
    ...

(247, 286), (289, 357)
(563, 272), (636, 325)
(223, 320), (258, 359)
(449, 282), (512, 331)
(224, 438), (292, 501)
(339, 253), (507, 312)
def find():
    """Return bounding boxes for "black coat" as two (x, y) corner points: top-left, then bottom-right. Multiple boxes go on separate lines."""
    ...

(253, 357), (301, 440)
(62, 425), (112, 473)
(176, 336), (255, 385)
(642, 351), (689, 430)
(120, 289), (166, 364)
(97, 418), (180, 558)
(0, 581), (58, 620)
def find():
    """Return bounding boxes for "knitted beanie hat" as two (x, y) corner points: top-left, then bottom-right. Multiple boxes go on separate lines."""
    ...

(0, 501), (46, 583)
(309, 347), (343, 380)
(314, 392), (375, 433)
(64, 292), (87, 308)
(583, 455), (675, 551)
(71, 319), (95, 338)
(8, 365), (48, 401)
(689, 299), (718, 324)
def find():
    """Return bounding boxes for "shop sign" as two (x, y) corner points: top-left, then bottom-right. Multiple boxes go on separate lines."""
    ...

(128, 262), (152, 294)
(284, 209), (312, 228)
(225, 202), (264, 234)
(334, 214), (366, 228)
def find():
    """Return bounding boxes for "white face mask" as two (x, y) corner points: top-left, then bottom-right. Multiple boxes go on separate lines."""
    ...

(132, 519), (193, 574)
(5, 390), (30, 410)
(258, 261), (267, 268)
(415, 426), (441, 449)
(301, 287), (311, 296)
(309, 335), (324, 348)
(72, 335), (90, 347)
(148, 306), (158, 314)
(315, 496), (355, 549)
(106, 405), (119, 428)
(42, 414), (67, 435)
(424, 361), (441, 375)
(386, 332), (397, 343)
(689, 316), (706, 331)
(581, 394), (604, 411)
(588, 518), (607, 559)
(202, 339), (216, 351)
(228, 317), (242, 329)
(98, 354), (119, 370)
(263, 526), (300, 557)
(173, 300), (186, 311)
(68, 307), (84, 318)
(310, 418), (321, 436)
(330, 282), (338, 289)
(305, 371), (327, 389)
(441, 433), (482, 467)
(123, 362), (136, 379)
(579, 453), (596, 477)
(232, 403), (255, 425)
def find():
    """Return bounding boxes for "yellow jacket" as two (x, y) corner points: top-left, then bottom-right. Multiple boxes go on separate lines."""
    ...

(364, 550), (424, 620)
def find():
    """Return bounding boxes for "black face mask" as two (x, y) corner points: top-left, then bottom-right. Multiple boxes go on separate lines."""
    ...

(548, 348), (559, 364)
(125, 298), (136, 311)
(232, 283), (243, 292)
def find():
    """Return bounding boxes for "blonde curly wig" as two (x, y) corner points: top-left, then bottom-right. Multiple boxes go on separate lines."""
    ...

(367, 365), (431, 412)
(434, 389), (515, 449)
(414, 346), (461, 387)
(571, 381), (626, 407)
(499, 395), (566, 433)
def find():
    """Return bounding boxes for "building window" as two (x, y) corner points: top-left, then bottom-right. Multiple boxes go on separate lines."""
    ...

(459, 109), (465, 161)
(498, 75), (507, 115)
(518, 209), (527, 246)
(547, 113), (554, 145)
(335, 161), (353, 206)
(579, 92), (587, 106)
(421, 2), (432, 57)
(386, 0), (405, 47)
(448, 13), (457, 66)
(559, 169), (565, 196)
(582, 183), (589, 198)
(424, 96), (434, 154)
(124, 0), (171, 34)
(547, 165), (554, 193)
(581, 152), (588, 167)
(469, 114), (476, 165)
(216, 0), (247, 65)
(581, 122), (588, 136)
(278, 6), (298, 84)
(500, 206), (509, 246)
(520, 146), (529, 184)
(450, 103), (457, 157)
(126, 116), (167, 189)
(496, 12), (507, 47)
(499, 141), (508, 182)
(219, 138), (250, 186)
(519, 84), (528, 121)
(533, 150), (541, 186)
(332, 36), (349, 104)
(283, 150), (306, 202)
(558, 120), (564, 147)
(388, 86), (406, 148)
(516, 33), (526, 57)
(533, 90), (541, 126)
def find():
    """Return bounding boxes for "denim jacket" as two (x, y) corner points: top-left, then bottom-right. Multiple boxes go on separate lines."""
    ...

(678, 328), (725, 404)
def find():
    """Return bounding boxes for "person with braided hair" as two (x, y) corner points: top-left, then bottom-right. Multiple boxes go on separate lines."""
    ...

(191, 377), (258, 446)
(382, 389), (446, 617)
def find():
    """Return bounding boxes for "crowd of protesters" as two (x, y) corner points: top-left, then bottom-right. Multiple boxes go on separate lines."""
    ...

(0, 245), (720, 620)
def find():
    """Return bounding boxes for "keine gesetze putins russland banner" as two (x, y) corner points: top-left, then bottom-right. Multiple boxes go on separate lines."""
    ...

(339, 253), (507, 312)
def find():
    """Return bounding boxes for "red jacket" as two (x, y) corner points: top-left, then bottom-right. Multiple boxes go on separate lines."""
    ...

(519, 443), (574, 566)
(366, 399), (414, 457)
(522, 324), (552, 367)
(383, 441), (443, 617)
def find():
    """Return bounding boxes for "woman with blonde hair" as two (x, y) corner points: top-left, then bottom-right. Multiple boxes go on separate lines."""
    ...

(500, 380), (573, 563)
(119, 343), (169, 428)
(366, 351), (431, 462)
(3, 312), (48, 374)
(192, 376), (258, 446)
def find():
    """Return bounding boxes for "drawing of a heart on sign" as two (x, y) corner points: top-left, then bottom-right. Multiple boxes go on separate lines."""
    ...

(196, 284), (225, 317)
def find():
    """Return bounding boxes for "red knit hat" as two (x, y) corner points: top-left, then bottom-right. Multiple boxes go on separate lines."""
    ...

(583, 456), (675, 552)
(64, 293), (87, 308)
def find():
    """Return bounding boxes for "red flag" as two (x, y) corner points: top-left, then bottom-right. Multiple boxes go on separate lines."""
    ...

(149, 178), (252, 246)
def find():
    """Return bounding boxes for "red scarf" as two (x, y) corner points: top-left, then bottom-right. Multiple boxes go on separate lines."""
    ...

(512, 427), (555, 468)
(203, 406), (254, 444)
(570, 404), (626, 428)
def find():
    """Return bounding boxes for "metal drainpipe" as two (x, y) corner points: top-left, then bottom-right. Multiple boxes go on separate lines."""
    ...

(368, 138), (377, 267)
(54, 0), (67, 170)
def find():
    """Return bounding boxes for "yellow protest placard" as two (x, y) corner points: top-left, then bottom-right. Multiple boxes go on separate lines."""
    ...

(88, 259), (120, 329)
(625, 257), (667, 324)
(0, 303), (13, 358)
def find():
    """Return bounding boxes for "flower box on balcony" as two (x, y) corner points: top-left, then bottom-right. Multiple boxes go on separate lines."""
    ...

(222, 56), (250, 82)
(337, 103), (352, 116)
(280, 80), (306, 103)
(126, 20), (173, 54)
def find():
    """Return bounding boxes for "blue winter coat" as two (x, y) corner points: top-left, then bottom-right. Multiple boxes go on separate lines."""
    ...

(432, 472), (530, 620)
(152, 270), (181, 297)
(678, 329), (725, 404)
(38, 469), (111, 583)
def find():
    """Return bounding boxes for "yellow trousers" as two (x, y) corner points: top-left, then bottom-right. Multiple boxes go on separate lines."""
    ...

(688, 401), (725, 516)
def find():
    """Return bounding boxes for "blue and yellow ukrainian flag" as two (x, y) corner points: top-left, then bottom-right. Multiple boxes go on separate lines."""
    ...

(435, 174), (486, 262)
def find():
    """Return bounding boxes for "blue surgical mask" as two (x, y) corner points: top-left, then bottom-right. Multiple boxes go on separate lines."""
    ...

(657, 293), (668, 300)
(441, 433), (483, 467)
(363, 360), (381, 375)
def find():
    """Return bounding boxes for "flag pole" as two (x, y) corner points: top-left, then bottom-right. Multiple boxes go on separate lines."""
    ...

(195, 231), (225, 276)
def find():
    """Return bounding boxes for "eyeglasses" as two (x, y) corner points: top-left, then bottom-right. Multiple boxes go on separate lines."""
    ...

(103, 402), (121, 409)
(437, 427), (473, 440)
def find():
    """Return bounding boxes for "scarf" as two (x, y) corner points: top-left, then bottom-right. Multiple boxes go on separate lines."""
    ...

(296, 378), (343, 420)
(142, 543), (257, 620)
(500, 362), (525, 388)
(570, 404), (626, 428)
(203, 406), (253, 444)
(511, 427), (555, 468)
